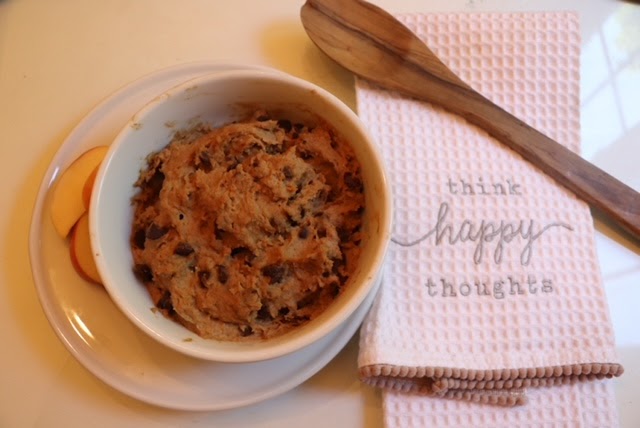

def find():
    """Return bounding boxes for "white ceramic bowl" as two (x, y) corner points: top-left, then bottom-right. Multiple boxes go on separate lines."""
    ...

(91, 67), (392, 363)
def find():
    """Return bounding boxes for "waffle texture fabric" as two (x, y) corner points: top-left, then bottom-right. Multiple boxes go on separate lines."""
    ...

(355, 11), (623, 427)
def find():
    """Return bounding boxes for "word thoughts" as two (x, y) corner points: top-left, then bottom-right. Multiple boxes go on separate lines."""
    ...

(425, 274), (553, 300)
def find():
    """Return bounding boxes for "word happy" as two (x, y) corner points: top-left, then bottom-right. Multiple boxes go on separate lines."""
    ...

(393, 202), (572, 265)
(392, 177), (574, 266)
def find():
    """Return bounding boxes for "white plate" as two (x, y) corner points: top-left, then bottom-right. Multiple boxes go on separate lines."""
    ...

(28, 61), (380, 411)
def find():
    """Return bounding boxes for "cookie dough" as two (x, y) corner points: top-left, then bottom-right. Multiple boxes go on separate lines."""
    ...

(130, 111), (365, 341)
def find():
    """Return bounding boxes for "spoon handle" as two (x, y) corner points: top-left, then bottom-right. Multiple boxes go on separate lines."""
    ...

(398, 70), (640, 239)
(301, 0), (640, 240)
(451, 88), (640, 239)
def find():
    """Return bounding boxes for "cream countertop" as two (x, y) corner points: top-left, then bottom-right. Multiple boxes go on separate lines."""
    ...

(1, 0), (638, 427)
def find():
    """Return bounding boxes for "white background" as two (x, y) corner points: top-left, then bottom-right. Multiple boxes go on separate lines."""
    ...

(1, 0), (638, 427)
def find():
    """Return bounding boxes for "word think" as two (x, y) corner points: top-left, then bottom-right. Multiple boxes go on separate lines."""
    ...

(446, 177), (522, 196)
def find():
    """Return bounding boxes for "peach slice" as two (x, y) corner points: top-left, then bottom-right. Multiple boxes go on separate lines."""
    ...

(82, 165), (99, 209)
(69, 212), (102, 285)
(50, 146), (109, 238)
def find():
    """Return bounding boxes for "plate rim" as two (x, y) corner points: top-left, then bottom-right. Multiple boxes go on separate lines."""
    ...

(27, 60), (380, 411)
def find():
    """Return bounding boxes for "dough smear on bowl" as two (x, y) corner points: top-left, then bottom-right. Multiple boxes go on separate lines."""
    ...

(130, 111), (365, 341)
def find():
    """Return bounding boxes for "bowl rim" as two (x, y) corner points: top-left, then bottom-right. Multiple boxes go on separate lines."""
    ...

(90, 67), (393, 362)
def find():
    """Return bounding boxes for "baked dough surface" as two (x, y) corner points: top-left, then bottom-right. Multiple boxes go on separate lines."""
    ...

(130, 112), (365, 341)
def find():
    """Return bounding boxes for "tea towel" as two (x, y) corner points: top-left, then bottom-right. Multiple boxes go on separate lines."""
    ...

(355, 11), (623, 427)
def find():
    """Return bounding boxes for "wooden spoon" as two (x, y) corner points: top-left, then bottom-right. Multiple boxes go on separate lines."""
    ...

(301, 0), (640, 241)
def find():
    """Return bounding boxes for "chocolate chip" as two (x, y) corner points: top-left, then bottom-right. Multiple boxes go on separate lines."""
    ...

(145, 169), (165, 203)
(231, 246), (251, 258)
(262, 264), (286, 284)
(277, 119), (292, 132)
(216, 265), (229, 284)
(197, 151), (213, 172)
(338, 273), (349, 285)
(174, 242), (194, 256)
(312, 188), (328, 207)
(297, 289), (321, 309)
(299, 150), (313, 160)
(214, 225), (225, 240)
(331, 257), (344, 275)
(147, 223), (168, 240)
(157, 290), (174, 313)
(330, 134), (339, 149)
(133, 228), (146, 249)
(278, 307), (290, 316)
(329, 281), (341, 298)
(242, 143), (261, 159)
(133, 264), (153, 283)
(337, 226), (351, 243)
(198, 270), (210, 288)
(239, 325), (254, 336)
(265, 144), (283, 155)
(178, 213), (185, 220)
(326, 189), (338, 203)
(257, 304), (273, 321)
(298, 227), (309, 239)
(282, 166), (294, 179)
(256, 113), (270, 122)
(286, 214), (299, 227)
(344, 172), (363, 192)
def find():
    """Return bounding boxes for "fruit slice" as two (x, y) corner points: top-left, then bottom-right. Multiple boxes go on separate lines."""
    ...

(69, 212), (102, 285)
(82, 165), (99, 209)
(50, 146), (109, 238)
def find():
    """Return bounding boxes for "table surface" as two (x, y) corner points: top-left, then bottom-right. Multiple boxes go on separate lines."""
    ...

(1, 0), (639, 427)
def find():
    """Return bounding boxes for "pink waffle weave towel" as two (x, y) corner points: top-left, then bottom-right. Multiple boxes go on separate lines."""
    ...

(355, 12), (623, 427)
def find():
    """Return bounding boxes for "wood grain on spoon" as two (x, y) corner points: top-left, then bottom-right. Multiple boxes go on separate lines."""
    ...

(301, 0), (640, 241)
